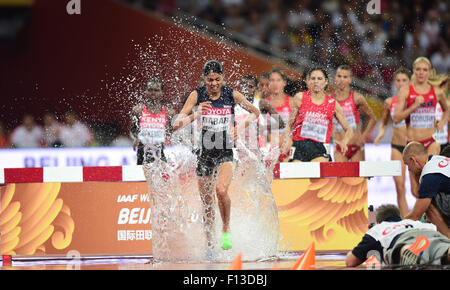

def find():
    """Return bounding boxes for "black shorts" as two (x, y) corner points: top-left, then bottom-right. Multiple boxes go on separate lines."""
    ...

(196, 148), (234, 176)
(291, 139), (330, 162)
(136, 144), (166, 165)
(391, 143), (405, 154)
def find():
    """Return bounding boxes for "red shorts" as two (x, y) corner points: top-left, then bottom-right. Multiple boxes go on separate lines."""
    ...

(407, 136), (435, 149)
(335, 144), (361, 159)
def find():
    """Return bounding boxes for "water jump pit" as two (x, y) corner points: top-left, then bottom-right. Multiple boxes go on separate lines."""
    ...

(0, 154), (402, 271)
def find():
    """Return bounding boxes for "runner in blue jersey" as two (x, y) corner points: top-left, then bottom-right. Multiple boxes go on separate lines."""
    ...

(173, 60), (260, 253)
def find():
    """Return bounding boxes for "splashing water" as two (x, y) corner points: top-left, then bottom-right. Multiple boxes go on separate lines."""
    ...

(143, 125), (281, 262)
(109, 16), (284, 262)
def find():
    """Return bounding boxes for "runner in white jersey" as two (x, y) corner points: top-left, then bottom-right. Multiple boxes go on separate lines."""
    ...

(346, 204), (450, 267)
(403, 142), (450, 238)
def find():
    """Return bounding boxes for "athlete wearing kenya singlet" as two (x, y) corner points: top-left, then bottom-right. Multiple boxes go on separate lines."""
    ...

(138, 105), (167, 146)
(131, 78), (173, 164)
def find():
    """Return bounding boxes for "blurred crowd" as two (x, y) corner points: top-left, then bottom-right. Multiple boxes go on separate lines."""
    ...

(123, 0), (449, 90)
(0, 112), (133, 149)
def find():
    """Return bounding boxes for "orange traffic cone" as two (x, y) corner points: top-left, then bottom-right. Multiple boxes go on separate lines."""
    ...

(291, 252), (306, 270)
(292, 243), (315, 270)
(227, 253), (242, 270)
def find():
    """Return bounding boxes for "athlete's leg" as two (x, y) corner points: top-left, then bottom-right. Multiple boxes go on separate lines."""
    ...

(198, 175), (216, 247)
(215, 161), (233, 234)
(426, 204), (450, 238)
(350, 147), (365, 162)
(215, 161), (233, 249)
(392, 148), (408, 217)
(334, 150), (348, 162)
(427, 141), (441, 155)
(311, 156), (330, 162)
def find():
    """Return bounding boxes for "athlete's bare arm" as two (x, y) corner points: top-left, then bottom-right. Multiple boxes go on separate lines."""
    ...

(374, 98), (392, 145)
(435, 86), (449, 131)
(354, 92), (377, 146)
(393, 85), (424, 124)
(281, 92), (302, 154)
(334, 102), (353, 153)
(172, 91), (211, 131)
(259, 99), (285, 129)
(233, 90), (260, 140)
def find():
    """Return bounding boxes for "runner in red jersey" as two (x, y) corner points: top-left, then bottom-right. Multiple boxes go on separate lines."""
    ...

(282, 67), (353, 162)
(374, 67), (411, 217)
(394, 57), (449, 196)
(332, 65), (376, 162)
(266, 69), (293, 148)
(130, 78), (175, 164)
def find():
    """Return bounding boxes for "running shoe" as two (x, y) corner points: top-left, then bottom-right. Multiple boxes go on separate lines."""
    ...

(221, 232), (232, 250)
(400, 236), (430, 265)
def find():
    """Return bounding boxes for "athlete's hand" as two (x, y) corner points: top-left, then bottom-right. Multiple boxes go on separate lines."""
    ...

(229, 126), (239, 141)
(373, 130), (384, 146)
(198, 101), (212, 114)
(435, 120), (445, 131)
(132, 139), (140, 151)
(336, 140), (348, 154)
(413, 95), (424, 107)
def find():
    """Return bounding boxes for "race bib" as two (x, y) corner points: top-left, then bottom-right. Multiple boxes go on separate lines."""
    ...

(138, 128), (165, 145)
(300, 112), (329, 143)
(410, 107), (435, 129)
(333, 113), (357, 132)
(201, 106), (232, 132)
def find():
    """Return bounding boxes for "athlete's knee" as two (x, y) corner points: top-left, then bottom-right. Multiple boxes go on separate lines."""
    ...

(215, 185), (229, 200)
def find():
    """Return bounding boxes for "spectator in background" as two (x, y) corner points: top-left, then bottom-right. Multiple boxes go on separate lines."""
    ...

(42, 111), (62, 147)
(59, 111), (93, 147)
(242, 9), (265, 44)
(422, 9), (441, 51)
(0, 121), (10, 148)
(431, 40), (450, 74)
(10, 114), (43, 148)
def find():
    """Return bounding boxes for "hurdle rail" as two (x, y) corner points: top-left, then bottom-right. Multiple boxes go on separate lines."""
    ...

(0, 161), (401, 184)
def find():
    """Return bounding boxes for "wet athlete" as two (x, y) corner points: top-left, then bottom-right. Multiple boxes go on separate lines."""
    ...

(172, 60), (260, 252)
(130, 78), (175, 165)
